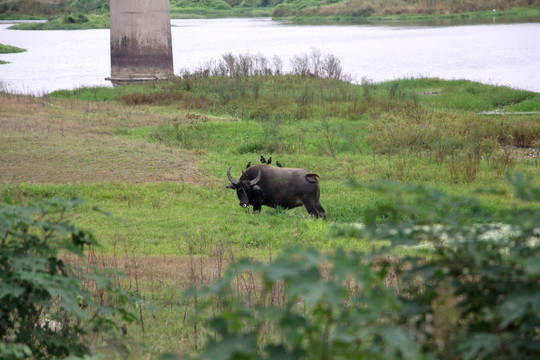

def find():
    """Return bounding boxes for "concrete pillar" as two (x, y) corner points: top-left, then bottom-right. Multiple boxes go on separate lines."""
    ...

(106, 0), (174, 85)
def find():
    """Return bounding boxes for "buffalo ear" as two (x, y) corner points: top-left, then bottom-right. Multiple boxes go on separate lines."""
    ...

(226, 184), (236, 189)
(252, 185), (262, 192)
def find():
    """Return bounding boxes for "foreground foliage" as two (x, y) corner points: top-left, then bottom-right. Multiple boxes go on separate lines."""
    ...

(185, 174), (539, 360)
(0, 197), (142, 359)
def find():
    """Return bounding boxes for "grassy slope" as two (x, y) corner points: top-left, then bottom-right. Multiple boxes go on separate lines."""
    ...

(2, 77), (539, 257)
(1, 77), (539, 357)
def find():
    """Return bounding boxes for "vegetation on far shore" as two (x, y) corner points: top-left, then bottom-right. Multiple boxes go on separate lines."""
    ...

(1, 0), (539, 30)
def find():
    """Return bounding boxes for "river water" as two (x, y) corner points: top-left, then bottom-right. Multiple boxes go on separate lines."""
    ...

(0, 17), (539, 94)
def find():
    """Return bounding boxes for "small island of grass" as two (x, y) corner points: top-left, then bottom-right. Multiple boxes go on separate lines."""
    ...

(0, 43), (26, 54)
(8, 13), (110, 30)
(0, 43), (26, 64)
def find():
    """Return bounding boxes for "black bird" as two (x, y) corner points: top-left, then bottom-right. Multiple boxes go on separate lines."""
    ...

(267, 157), (272, 165)
(246, 161), (251, 169)
(276, 161), (283, 168)
(260, 155), (267, 164)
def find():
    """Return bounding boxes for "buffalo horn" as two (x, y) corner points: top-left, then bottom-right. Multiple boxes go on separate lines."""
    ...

(249, 167), (261, 186)
(227, 167), (238, 185)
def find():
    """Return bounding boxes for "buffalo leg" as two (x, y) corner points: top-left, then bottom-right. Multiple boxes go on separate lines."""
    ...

(252, 199), (262, 213)
(315, 201), (327, 220)
(302, 201), (321, 219)
(252, 188), (263, 213)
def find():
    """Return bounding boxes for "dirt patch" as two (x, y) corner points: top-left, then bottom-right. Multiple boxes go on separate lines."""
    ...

(63, 251), (231, 288)
(0, 93), (209, 185)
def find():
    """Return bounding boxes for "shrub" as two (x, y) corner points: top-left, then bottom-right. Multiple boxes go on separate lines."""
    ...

(272, 4), (293, 17)
(62, 13), (89, 24)
(352, 174), (540, 359)
(0, 197), (141, 359)
(290, 49), (346, 80)
(186, 246), (427, 360)
(186, 173), (540, 360)
(499, 120), (540, 148)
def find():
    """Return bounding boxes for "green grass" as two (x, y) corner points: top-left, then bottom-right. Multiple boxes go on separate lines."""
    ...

(9, 13), (110, 30)
(1, 181), (372, 256)
(50, 84), (146, 101)
(0, 43), (26, 54)
(6, 77), (540, 256)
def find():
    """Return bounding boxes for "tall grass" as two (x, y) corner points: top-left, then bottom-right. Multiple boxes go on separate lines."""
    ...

(48, 53), (540, 188)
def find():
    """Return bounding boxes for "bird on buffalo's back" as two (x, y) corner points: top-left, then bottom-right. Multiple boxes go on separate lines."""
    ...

(267, 157), (272, 165)
(260, 155), (267, 164)
(276, 161), (283, 168)
(246, 161), (251, 169)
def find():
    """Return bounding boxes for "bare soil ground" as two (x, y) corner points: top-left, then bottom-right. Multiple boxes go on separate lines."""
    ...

(0, 93), (206, 185)
(62, 250), (233, 287)
(0, 92), (216, 281)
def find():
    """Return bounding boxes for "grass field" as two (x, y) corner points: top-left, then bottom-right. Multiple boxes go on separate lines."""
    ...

(1, 72), (539, 357)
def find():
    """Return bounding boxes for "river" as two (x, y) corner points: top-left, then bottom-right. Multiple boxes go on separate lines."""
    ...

(0, 17), (539, 94)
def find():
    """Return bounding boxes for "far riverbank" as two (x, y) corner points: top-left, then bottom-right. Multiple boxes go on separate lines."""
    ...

(2, 5), (539, 30)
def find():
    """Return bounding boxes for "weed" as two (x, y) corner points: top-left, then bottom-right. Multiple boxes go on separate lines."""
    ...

(317, 118), (340, 157)
(490, 145), (517, 177)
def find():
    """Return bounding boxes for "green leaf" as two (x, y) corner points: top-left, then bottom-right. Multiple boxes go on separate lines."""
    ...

(201, 333), (257, 360)
(264, 344), (305, 360)
(506, 173), (540, 202)
(0, 281), (26, 298)
(264, 257), (306, 283)
(377, 326), (423, 360)
(458, 333), (500, 360)
(498, 292), (540, 328)
(209, 317), (230, 337)
(520, 257), (540, 276)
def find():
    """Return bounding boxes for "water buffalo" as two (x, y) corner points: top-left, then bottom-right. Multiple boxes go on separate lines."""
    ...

(226, 164), (327, 220)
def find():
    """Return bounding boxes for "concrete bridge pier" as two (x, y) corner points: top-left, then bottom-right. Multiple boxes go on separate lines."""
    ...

(106, 0), (174, 85)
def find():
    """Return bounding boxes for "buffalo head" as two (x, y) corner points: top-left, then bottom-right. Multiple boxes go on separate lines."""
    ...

(226, 166), (262, 209)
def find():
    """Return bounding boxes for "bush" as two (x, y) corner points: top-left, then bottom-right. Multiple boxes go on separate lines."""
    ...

(272, 4), (293, 17)
(62, 13), (89, 24)
(0, 197), (141, 359)
(349, 173), (540, 359)
(185, 246), (427, 360)
(186, 173), (540, 360)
